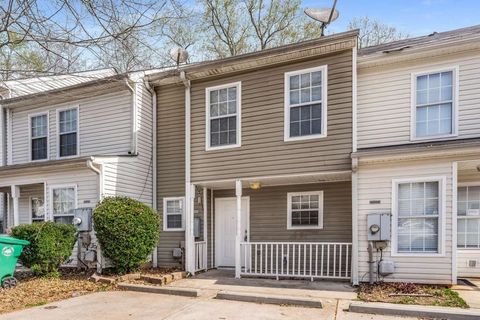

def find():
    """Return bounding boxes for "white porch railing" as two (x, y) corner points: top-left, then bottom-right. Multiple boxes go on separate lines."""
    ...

(194, 241), (207, 272)
(240, 242), (352, 280)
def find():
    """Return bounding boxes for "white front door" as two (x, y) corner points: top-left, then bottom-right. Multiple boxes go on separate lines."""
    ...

(215, 197), (249, 267)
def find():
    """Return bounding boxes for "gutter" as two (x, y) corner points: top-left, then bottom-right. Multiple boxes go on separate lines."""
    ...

(124, 79), (138, 156)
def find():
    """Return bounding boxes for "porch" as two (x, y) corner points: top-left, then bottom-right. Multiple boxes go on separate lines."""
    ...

(186, 172), (354, 282)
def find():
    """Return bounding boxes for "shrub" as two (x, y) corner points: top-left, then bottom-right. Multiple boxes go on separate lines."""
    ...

(93, 197), (160, 274)
(11, 222), (77, 276)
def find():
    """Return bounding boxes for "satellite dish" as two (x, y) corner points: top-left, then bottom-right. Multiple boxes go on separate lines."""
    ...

(305, 8), (339, 24)
(304, 0), (339, 36)
(169, 47), (189, 66)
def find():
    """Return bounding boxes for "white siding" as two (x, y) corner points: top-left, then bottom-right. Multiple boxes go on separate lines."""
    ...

(458, 250), (480, 277)
(357, 159), (454, 284)
(10, 90), (132, 164)
(358, 51), (480, 148)
(102, 82), (153, 206)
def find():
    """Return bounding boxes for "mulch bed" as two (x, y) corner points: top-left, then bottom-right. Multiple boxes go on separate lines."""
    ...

(0, 269), (115, 315)
(358, 282), (468, 308)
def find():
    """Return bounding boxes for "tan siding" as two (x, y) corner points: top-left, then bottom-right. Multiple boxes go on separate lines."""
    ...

(357, 160), (454, 284)
(358, 51), (480, 149)
(209, 182), (351, 267)
(156, 84), (185, 268)
(190, 51), (353, 182)
(11, 90), (132, 164)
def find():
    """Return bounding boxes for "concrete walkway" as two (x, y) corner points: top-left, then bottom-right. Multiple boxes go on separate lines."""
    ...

(0, 291), (417, 320)
(453, 278), (480, 309)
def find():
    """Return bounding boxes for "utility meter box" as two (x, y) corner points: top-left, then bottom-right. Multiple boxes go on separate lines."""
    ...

(367, 213), (391, 241)
(72, 208), (92, 232)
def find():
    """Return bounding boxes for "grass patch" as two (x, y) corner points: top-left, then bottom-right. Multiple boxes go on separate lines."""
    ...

(358, 282), (468, 308)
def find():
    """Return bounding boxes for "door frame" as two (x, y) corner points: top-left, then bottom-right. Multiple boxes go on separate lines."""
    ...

(214, 196), (250, 268)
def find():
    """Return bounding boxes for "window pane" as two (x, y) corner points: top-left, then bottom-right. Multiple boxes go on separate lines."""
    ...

(290, 122), (300, 137)
(167, 214), (182, 229)
(311, 71), (322, 86)
(219, 88), (228, 102)
(417, 75), (428, 90)
(60, 133), (77, 157)
(32, 137), (47, 160)
(52, 187), (75, 216)
(59, 109), (77, 133)
(228, 87), (236, 100)
(300, 73), (310, 88)
(290, 75), (299, 90)
(300, 88), (310, 103)
(210, 90), (218, 103)
(290, 90), (299, 105)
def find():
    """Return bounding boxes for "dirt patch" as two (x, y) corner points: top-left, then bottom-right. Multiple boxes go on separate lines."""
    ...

(0, 270), (115, 314)
(358, 282), (469, 308)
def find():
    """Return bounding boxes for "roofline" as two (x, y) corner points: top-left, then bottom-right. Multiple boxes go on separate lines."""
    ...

(0, 74), (130, 106)
(148, 29), (359, 84)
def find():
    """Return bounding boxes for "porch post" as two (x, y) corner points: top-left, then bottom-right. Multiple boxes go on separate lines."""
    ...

(451, 161), (458, 285)
(11, 185), (20, 227)
(185, 183), (196, 274)
(203, 187), (208, 270)
(235, 179), (242, 278)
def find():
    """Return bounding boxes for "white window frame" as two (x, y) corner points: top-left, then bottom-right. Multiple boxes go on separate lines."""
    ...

(56, 105), (80, 159)
(410, 66), (459, 141)
(287, 191), (324, 230)
(205, 82), (242, 151)
(49, 184), (78, 222)
(284, 65), (328, 142)
(28, 112), (49, 162)
(457, 182), (480, 250)
(391, 176), (447, 257)
(163, 196), (185, 232)
(29, 196), (46, 223)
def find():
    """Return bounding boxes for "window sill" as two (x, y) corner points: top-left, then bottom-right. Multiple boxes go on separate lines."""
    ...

(287, 226), (323, 230)
(163, 228), (185, 232)
(284, 133), (327, 142)
(205, 143), (241, 151)
(410, 133), (458, 143)
(391, 252), (445, 257)
(57, 154), (79, 160)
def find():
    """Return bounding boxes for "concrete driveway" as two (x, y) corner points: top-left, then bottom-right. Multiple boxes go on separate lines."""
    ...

(0, 291), (418, 320)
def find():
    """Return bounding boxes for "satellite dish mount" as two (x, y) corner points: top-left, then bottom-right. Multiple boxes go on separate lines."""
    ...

(304, 0), (339, 36)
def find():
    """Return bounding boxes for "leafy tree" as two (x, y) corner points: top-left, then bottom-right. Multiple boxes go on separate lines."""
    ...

(348, 16), (409, 48)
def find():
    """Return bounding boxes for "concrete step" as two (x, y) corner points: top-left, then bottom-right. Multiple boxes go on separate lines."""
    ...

(117, 283), (200, 297)
(215, 290), (323, 308)
(349, 302), (480, 320)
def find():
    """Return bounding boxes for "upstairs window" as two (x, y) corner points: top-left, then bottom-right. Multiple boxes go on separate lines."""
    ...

(58, 108), (78, 157)
(287, 191), (324, 230)
(414, 70), (456, 139)
(30, 113), (48, 161)
(285, 66), (327, 141)
(163, 197), (185, 231)
(206, 82), (241, 150)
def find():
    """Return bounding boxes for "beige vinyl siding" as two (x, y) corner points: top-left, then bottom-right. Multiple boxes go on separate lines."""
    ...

(208, 182), (351, 267)
(102, 82), (153, 206)
(357, 159), (454, 284)
(10, 90), (132, 164)
(190, 51), (353, 182)
(156, 84), (185, 268)
(357, 50), (480, 149)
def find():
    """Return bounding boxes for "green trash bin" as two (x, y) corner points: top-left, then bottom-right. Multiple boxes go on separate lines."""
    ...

(0, 235), (30, 289)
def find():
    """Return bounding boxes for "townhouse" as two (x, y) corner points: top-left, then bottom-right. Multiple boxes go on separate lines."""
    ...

(0, 69), (155, 266)
(354, 26), (480, 284)
(149, 30), (358, 280)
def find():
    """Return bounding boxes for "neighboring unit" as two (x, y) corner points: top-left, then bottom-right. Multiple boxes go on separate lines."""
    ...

(354, 26), (480, 284)
(149, 30), (358, 281)
(0, 69), (155, 267)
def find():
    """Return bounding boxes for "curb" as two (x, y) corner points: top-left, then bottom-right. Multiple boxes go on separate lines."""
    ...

(216, 291), (323, 308)
(349, 302), (480, 320)
(118, 283), (200, 297)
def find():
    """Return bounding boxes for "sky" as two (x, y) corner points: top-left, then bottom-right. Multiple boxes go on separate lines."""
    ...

(306, 0), (480, 37)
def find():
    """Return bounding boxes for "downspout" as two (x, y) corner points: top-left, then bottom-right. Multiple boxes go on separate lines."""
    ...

(125, 79), (138, 155)
(180, 71), (193, 273)
(144, 78), (158, 268)
(86, 157), (104, 273)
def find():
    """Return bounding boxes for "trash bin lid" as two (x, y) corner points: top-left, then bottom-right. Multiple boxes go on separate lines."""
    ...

(0, 235), (30, 246)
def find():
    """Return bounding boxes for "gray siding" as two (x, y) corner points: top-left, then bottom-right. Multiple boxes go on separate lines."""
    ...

(208, 182), (352, 267)
(103, 82), (153, 206)
(190, 50), (353, 182)
(10, 90), (132, 164)
(156, 84), (185, 268)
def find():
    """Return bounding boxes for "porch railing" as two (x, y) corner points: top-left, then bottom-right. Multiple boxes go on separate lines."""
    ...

(240, 242), (352, 280)
(194, 241), (207, 272)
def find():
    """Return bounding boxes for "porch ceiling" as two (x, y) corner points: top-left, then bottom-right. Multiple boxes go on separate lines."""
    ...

(194, 171), (352, 190)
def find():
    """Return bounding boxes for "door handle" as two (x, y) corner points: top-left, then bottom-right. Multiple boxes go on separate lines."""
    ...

(244, 230), (248, 242)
